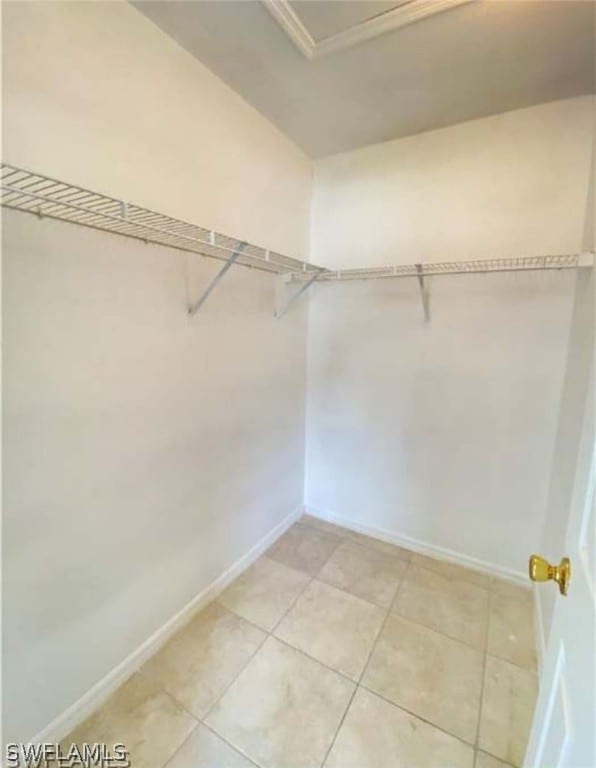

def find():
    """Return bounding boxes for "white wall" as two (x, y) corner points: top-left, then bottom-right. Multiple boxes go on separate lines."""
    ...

(2, 1), (311, 744)
(305, 271), (575, 576)
(3, 212), (308, 744)
(306, 98), (593, 577)
(2, 0), (312, 260)
(312, 97), (594, 267)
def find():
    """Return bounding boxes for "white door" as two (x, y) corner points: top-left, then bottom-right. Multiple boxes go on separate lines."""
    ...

(524, 359), (595, 767)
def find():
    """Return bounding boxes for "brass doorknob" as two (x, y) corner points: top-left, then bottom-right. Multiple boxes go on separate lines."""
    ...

(529, 555), (571, 596)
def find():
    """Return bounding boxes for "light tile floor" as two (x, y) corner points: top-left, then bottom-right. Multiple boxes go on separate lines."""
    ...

(64, 516), (538, 768)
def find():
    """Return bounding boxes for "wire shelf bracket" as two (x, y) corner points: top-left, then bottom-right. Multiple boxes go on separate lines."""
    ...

(415, 263), (431, 323)
(188, 242), (247, 315)
(275, 268), (323, 319)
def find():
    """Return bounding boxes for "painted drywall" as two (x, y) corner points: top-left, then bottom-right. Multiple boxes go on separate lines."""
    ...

(306, 98), (594, 576)
(312, 97), (594, 267)
(2, 0), (312, 260)
(2, 211), (308, 743)
(305, 270), (576, 576)
(2, 1), (311, 744)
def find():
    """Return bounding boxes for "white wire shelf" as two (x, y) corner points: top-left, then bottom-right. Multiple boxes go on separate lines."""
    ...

(2, 163), (592, 301)
(295, 254), (592, 282)
(0, 163), (324, 278)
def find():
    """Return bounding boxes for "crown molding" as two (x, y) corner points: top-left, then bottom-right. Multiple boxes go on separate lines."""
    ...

(262, 0), (475, 60)
(263, 0), (316, 59)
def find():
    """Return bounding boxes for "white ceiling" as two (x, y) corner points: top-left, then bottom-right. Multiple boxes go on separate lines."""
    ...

(133, 1), (595, 158)
(288, 1), (406, 41)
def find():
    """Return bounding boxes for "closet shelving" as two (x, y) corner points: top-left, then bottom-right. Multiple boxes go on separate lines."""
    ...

(2, 163), (592, 320)
(0, 164), (320, 276)
(293, 254), (592, 321)
(0, 163), (328, 317)
(300, 253), (589, 281)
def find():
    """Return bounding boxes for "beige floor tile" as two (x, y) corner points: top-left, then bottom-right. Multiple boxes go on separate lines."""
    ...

(62, 673), (196, 768)
(489, 577), (533, 603)
(478, 656), (538, 767)
(410, 553), (493, 589)
(362, 614), (483, 743)
(141, 603), (265, 718)
(325, 687), (474, 768)
(274, 579), (385, 679)
(267, 523), (341, 575)
(166, 724), (255, 768)
(318, 541), (407, 608)
(218, 556), (309, 631)
(475, 750), (515, 768)
(206, 636), (355, 768)
(301, 514), (348, 538)
(344, 530), (412, 561)
(487, 593), (536, 670)
(392, 564), (489, 648)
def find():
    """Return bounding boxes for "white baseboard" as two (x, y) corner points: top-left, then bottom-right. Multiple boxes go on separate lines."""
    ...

(306, 505), (528, 585)
(31, 504), (303, 745)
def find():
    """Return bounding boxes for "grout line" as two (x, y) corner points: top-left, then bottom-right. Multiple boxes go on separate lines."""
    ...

(329, 537), (412, 569)
(484, 649), (539, 675)
(269, 634), (356, 685)
(474, 589), (492, 751)
(201, 628), (269, 723)
(211, 558), (410, 687)
(360, 561), (409, 681)
(319, 682), (358, 768)
(199, 535), (525, 739)
(200, 721), (263, 768)
(357, 683), (478, 751)
(475, 748), (517, 768)
(201, 540), (354, 768)
(269, 573), (315, 634)
(388, 571), (490, 652)
(156, 693), (262, 768)
(267, 525), (345, 633)
(408, 560), (493, 593)
(381, 604), (489, 655)
(319, 560), (411, 768)
(211, 553), (419, 689)
(290, 515), (532, 599)
(351, 560), (484, 753)
(200, 533), (345, 727)
(216, 555), (528, 765)
(132, 521), (531, 768)
(212, 576), (405, 689)
(159, 720), (201, 768)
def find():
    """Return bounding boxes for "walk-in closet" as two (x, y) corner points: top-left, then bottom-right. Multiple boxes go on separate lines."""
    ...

(3, 2), (595, 767)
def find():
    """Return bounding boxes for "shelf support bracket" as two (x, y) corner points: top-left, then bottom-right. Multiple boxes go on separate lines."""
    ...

(275, 270), (322, 319)
(416, 264), (430, 322)
(188, 242), (247, 316)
